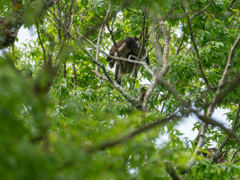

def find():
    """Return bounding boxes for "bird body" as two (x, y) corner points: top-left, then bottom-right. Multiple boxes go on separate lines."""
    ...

(106, 37), (149, 85)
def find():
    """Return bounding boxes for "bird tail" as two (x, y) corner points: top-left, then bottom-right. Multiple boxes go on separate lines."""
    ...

(115, 63), (121, 85)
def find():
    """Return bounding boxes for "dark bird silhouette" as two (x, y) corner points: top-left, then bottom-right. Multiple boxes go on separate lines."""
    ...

(106, 37), (149, 85)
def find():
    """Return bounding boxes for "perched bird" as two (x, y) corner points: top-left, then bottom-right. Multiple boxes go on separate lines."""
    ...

(106, 37), (149, 85)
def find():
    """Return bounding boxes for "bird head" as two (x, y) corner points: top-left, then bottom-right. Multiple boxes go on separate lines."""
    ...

(132, 36), (141, 47)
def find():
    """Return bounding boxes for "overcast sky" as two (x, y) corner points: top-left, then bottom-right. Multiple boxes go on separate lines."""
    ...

(16, 26), (230, 146)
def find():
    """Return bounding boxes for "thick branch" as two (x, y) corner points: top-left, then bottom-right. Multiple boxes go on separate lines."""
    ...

(159, 21), (170, 76)
(165, 161), (182, 180)
(142, 20), (170, 111)
(0, 0), (55, 50)
(87, 114), (181, 153)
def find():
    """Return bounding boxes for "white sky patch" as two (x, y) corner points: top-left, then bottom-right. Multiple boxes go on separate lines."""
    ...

(15, 26), (37, 48)
(156, 108), (229, 146)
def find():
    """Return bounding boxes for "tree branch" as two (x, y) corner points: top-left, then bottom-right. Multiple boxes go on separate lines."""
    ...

(95, 3), (110, 72)
(227, 0), (237, 10)
(87, 113), (181, 153)
(0, 0), (56, 50)
(176, 33), (185, 55)
(233, 158), (240, 164)
(230, 146), (240, 162)
(182, 4), (211, 89)
(165, 161), (182, 180)
(190, 0), (214, 19)
(36, 20), (46, 65)
(211, 104), (240, 163)
(142, 20), (170, 111)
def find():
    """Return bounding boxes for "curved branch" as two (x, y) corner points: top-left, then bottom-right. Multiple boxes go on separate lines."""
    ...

(190, 0), (214, 19)
(182, 5), (211, 89)
(87, 114), (181, 153)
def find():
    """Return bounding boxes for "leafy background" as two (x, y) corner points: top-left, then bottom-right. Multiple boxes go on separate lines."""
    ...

(1, 0), (240, 179)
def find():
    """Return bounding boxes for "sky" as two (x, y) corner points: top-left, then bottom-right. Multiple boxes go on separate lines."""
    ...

(16, 26), (37, 48)
(16, 26), (230, 146)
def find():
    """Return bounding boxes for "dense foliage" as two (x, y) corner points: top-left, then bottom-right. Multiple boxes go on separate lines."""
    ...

(1, 0), (240, 179)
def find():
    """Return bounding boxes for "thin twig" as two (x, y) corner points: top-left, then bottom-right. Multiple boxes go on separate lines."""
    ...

(164, 2), (177, 21)
(36, 20), (46, 65)
(190, 0), (214, 19)
(218, 104), (240, 152)
(176, 33), (185, 55)
(106, 8), (120, 57)
(182, 4), (211, 89)
(233, 158), (240, 164)
(230, 146), (240, 162)
(95, 3), (110, 71)
(227, 0), (237, 10)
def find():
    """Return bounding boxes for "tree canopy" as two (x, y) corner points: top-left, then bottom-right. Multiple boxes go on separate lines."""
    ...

(1, 0), (240, 179)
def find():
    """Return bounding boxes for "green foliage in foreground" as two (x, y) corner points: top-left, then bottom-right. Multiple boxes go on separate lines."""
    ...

(1, 0), (240, 179)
